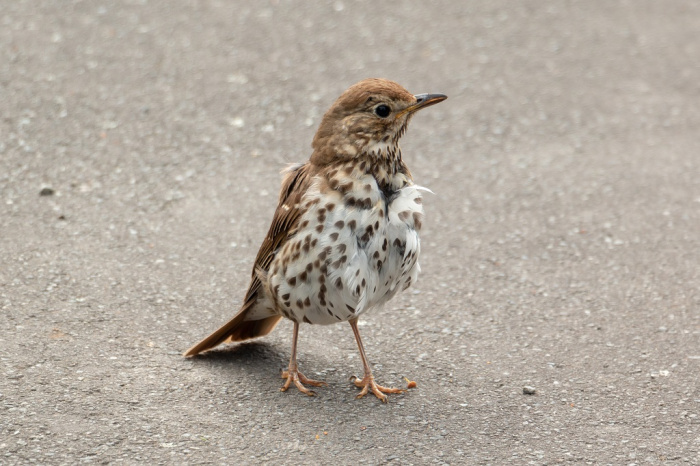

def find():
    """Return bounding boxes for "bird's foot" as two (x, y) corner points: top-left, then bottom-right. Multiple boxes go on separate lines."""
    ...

(280, 368), (327, 396)
(350, 374), (405, 402)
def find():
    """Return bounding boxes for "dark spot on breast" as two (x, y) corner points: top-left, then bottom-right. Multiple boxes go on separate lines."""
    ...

(364, 184), (372, 192)
(373, 251), (380, 259)
(361, 278), (366, 288)
(355, 285), (360, 295)
(302, 242), (310, 253)
(335, 220), (345, 229)
(382, 238), (388, 250)
(314, 259), (321, 268)
(299, 220), (309, 229)
(337, 243), (346, 253)
(335, 277), (343, 290)
(303, 316), (312, 324)
(326, 203), (336, 211)
(304, 297), (311, 307)
(299, 271), (307, 281)
(311, 238), (318, 247)
(413, 212), (422, 229)
(399, 210), (411, 221)
(346, 304), (355, 313)
(316, 224), (324, 233)
(296, 299), (304, 309)
(319, 274), (325, 283)
(282, 293), (290, 300)
(287, 277), (297, 286)
(330, 232), (339, 241)
(374, 221), (379, 230)
(306, 263), (313, 273)
(414, 197), (422, 204)
(338, 182), (353, 194)
(347, 220), (356, 231)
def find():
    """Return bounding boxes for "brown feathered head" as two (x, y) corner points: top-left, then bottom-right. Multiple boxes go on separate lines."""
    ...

(310, 78), (446, 165)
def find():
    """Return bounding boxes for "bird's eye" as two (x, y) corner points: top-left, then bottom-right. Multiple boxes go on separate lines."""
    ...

(374, 104), (391, 118)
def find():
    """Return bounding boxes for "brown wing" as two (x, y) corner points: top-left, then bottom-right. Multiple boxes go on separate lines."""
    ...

(244, 163), (315, 301)
(183, 163), (316, 356)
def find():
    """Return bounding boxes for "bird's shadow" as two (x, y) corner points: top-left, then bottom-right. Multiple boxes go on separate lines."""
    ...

(190, 341), (287, 376)
(186, 341), (335, 398)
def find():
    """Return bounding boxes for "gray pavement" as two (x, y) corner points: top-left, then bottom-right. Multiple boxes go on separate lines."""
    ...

(1, 1), (699, 464)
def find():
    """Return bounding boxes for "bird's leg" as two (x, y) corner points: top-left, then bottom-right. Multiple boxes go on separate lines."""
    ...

(280, 320), (327, 396)
(349, 318), (405, 402)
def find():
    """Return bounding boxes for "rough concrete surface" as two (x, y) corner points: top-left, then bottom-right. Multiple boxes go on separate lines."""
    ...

(1, 1), (699, 464)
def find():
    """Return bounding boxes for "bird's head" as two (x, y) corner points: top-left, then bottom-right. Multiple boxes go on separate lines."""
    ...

(311, 78), (446, 165)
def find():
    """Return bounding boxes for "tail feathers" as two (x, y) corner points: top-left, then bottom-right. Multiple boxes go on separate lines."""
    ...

(222, 316), (282, 344)
(183, 308), (282, 357)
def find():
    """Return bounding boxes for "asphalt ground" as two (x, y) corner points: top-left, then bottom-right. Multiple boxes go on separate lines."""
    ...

(1, 1), (699, 464)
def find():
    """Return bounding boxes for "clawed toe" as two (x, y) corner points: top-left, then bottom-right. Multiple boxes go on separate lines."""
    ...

(350, 375), (405, 402)
(281, 369), (327, 396)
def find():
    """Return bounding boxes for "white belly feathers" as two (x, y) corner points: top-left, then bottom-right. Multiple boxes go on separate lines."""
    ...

(266, 173), (426, 325)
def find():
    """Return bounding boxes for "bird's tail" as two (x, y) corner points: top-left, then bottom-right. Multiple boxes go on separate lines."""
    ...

(183, 302), (282, 357)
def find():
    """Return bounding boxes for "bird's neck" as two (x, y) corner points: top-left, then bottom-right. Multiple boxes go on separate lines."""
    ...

(320, 144), (412, 198)
(364, 144), (410, 190)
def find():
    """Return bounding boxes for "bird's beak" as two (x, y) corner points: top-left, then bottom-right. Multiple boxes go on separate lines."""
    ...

(396, 93), (447, 119)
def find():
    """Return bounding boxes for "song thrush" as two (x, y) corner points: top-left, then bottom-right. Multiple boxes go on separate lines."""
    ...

(184, 78), (446, 402)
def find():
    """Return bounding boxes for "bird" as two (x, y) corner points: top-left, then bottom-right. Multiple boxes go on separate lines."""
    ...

(184, 78), (446, 402)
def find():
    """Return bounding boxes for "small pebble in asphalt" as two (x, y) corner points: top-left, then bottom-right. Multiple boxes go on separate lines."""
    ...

(523, 386), (537, 395)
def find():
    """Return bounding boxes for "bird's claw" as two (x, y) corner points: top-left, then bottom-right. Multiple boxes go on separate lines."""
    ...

(350, 374), (405, 402)
(280, 369), (327, 396)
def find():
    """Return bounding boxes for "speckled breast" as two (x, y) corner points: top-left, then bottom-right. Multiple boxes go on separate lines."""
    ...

(267, 170), (425, 325)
